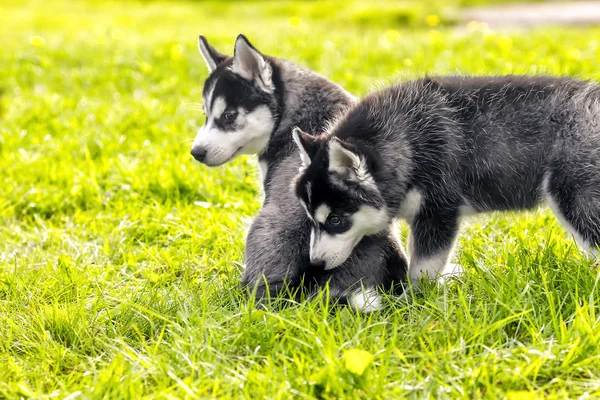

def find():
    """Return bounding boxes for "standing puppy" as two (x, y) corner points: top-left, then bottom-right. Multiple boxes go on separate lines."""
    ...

(191, 35), (407, 310)
(293, 76), (600, 283)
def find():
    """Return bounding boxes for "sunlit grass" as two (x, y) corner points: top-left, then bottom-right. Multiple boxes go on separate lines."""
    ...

(2, 0), (600, 398)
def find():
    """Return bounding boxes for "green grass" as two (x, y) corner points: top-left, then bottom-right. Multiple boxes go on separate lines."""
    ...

(2, 0), (600, 398)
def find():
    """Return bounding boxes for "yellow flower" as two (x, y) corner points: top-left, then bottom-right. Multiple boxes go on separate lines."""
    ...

(170, 43), (183, 60)
(403, 58), (413, 67)
(30, 36), (45, 47)
(385, 29), (400, 42)
(425, 14), (441, 27)
(149, 272), (160, 283)
(288, 16), (301, 27)
(506, 391), (537, 400)
(343, 349), (374, 376)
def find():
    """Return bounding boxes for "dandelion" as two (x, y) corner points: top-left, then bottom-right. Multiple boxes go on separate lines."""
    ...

(30, 35), (45, 47)
(344, 72), (353, 81)
(385, 29), (400, 42)
(506, 391), (536, 400)
(403, 58), (413, 67)
(343, 349), (374, 376)
(149, 272), (160, 283)
(425, 14), (441, 27)
(288, 16), (301, 27)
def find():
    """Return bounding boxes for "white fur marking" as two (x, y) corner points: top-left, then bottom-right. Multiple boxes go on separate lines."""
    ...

(328, 139), (374, 187)
(437, 263), (464, 284)
(315, 204), (331, 224)
(311, 205), (388, 269)
(203, 81), (216, 116)
(328, 139), (360, 174)
(212, 97), (227, 119)
(313, 231), (348, 269)
(192, 105), (273, 166)
(398, 189), (422, 223)
(258, 160), (268, 185)
(231, 37), (274, 93)
(352, 205), (388, 236)
(409, 252), (453, 284)
(348, 287), (382, 313)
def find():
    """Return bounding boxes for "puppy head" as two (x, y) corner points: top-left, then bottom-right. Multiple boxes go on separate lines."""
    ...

(191, 34), (278, 166)
(292, 128), (389, 269)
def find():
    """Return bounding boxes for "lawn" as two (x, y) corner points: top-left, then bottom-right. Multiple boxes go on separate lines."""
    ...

(2, 0), (600, 398)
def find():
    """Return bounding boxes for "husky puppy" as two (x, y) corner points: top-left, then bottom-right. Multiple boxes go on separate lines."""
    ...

(191, 35), (407, 310)
(293, 75), (600, 283)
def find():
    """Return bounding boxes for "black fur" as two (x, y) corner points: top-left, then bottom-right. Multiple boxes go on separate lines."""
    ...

(296, 75), (600, 282)
(194, 35), (408, 307)
(241, 75), (408, 303)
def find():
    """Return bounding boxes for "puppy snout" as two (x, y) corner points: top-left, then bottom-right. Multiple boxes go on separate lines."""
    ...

(309, 259), (326, 269)
(191, 146), (207, 162)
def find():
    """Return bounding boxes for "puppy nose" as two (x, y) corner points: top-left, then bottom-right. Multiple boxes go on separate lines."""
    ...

(310, 259), (326, 269)
(191, 146), (207, 162)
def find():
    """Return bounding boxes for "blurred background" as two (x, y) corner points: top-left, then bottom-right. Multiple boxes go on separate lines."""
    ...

(2, 0), (600, 217)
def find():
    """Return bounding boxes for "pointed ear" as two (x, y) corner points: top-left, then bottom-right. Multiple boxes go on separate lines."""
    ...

(231, 34), (274, 93)
(198, 35), (228, 72)
(328, 138), (370, 182)
(292, 127), (320, 168)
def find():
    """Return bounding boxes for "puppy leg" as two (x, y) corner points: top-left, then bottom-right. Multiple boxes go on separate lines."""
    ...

(408, 203), (461, 284)
(324, 229), (409, 312)
(544, 174), (600, 263)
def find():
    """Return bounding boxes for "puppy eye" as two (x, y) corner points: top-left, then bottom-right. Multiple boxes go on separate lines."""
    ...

(327, 215), (341, 226)
(222, 110), (238, 123)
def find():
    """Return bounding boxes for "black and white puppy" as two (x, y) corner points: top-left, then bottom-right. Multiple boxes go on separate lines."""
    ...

(293, 75), (600, 283)
(191, 35), (408, 311)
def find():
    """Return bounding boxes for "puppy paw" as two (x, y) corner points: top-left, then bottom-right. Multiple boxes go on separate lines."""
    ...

(438, 263), (463, 284)
(348, 288), (382, 313)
